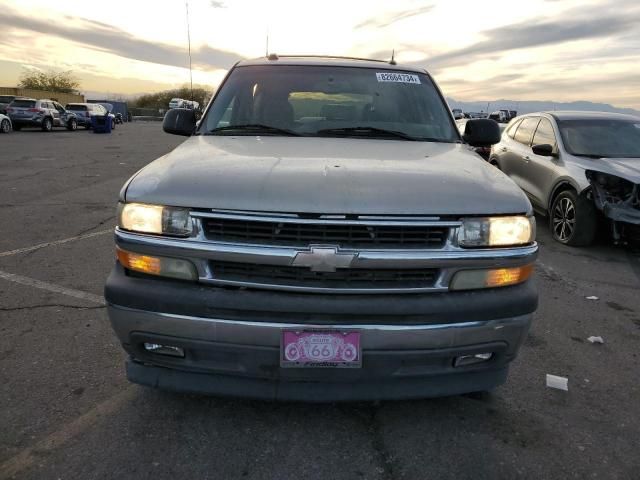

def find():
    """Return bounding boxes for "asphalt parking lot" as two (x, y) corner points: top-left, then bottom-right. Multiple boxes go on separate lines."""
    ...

(1, 123), (639, 480)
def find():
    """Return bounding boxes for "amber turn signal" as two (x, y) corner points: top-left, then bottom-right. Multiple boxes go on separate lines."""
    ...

(450, 264), (533, 290)
(116, 248), (197, 281)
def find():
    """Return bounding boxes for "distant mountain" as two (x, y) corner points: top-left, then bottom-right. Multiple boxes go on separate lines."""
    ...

(446, 98), (640, 117)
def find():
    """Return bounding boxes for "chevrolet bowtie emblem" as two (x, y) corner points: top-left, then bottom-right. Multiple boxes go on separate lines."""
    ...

(292, 246), (357, 272)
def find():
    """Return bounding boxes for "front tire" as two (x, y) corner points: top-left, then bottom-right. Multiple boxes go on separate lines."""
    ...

(550, 190), (597, 246)
(41, 117), (52, 132)
(67, 118), (77, 131)
(0, 119), (10, 133)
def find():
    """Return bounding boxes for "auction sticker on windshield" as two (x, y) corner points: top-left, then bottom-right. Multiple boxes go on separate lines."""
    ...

(376, 72), (421, 84)
(281, 330), (361, 368)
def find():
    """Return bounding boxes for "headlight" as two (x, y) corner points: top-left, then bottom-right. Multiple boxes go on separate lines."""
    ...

(458, 216), (535, 247)
(118, 203), (192, 236)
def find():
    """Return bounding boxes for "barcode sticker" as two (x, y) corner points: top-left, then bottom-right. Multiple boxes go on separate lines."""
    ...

(376, 72), (421, 84)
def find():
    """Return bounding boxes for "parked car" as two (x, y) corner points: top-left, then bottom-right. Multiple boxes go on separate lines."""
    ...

(6, 98), (78, 131)
(0, 112), (12, 133)
(65, 103), (116, 129)
(105, 55), (537, 401)
(0, 95), (17, 114)
(66, 103), (94, 128)
(451, 108), (464, 119)
(169, 98), (183, 109)
(490, 111), (640, 245)
(489, 110), (508, 123)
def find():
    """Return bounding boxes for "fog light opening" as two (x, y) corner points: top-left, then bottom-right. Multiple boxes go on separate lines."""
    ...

(453, 352), (493, 367)
(143, 342), (185, 358)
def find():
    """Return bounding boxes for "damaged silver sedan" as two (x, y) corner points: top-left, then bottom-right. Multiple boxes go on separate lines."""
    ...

(490, 111), (640, 245)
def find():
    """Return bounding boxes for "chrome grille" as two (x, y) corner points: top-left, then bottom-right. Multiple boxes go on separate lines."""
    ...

(201, 217), (448, 248)
(209, 261), (439, 290)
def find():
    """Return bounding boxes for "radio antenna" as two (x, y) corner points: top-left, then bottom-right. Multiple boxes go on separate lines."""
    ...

(185, 1), (194, 102)
(390, 49), (396, 65)
(266, 31), (269, 57)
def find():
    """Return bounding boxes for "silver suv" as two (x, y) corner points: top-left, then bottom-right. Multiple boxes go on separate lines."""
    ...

(105, 56), (538, 401)
(7, 98), (78, 131)
(490, 111), (640, 245)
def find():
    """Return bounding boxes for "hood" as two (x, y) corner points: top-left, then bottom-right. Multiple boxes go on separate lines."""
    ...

(571, 155), (640, 183)
(124, 136), (532, 216)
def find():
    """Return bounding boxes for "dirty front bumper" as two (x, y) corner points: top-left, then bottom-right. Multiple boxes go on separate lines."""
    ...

(105, 264), (537, 401)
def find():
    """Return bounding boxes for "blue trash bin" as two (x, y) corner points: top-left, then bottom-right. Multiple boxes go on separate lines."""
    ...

(92, 114), (112, 133)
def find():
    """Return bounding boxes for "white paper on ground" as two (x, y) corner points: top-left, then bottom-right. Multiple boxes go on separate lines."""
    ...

(546, 374), (569, 391)
(587, 336), (604, 344)
(586, 296), (599, 300)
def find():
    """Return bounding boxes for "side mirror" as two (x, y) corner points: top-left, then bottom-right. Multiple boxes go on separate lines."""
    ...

(163, 108), (196, 136)
(462, 119), (501, 147)
(532, 144), (555, 157)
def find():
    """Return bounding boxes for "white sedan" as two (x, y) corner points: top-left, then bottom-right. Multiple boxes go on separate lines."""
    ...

(0, 113), (11, 133)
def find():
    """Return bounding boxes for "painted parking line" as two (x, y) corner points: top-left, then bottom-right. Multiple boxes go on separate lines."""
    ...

(0, 229), (112, 258)
(0, 386), (136, 479)
(0, 270), (105, 305)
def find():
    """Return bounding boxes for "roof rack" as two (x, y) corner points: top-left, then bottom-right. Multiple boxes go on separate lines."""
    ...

(267, 54), (390, 64)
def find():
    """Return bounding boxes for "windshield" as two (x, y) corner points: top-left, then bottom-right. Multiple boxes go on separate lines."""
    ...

(66, 104), (87, 111)
(558, 119), (640, 158)
(0, 95), (14, 103)
(202, 65), (459, 142)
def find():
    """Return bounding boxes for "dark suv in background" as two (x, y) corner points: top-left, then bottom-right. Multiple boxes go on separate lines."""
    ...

(6, 98), (78, 131)
(66, 103), (116, 129)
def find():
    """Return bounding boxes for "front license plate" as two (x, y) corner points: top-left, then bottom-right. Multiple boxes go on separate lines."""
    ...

(281, 330), (361, 368)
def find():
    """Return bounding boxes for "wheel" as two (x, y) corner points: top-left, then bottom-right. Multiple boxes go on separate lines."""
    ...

(0, 119), (10, 133)
(549, 190), (597, 246)
(67, 118), (77, 131)
(111, 119), (116, 130)
(41, 117), (52, 132)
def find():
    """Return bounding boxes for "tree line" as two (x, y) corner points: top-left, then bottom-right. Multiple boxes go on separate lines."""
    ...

(16, 68), (212, 111)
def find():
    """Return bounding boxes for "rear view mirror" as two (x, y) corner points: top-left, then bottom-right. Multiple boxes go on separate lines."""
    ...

(462, 119), (501, 147)
(163, 108), (196, 136)
(532, 144), (554, 156)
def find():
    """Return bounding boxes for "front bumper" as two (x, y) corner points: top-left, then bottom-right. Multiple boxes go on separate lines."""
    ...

(106, 265), (536, 401)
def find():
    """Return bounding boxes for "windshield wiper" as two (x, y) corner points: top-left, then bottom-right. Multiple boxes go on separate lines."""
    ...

(316, 127), (417, 141)
(573, 153), (605, 159)
(207, 124), (301, 136)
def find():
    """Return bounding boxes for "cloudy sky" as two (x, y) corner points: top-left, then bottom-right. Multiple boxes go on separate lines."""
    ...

(1, 0), (639, 108)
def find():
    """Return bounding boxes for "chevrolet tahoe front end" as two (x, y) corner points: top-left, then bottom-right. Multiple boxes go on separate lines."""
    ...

(104, 57), (538, 401)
